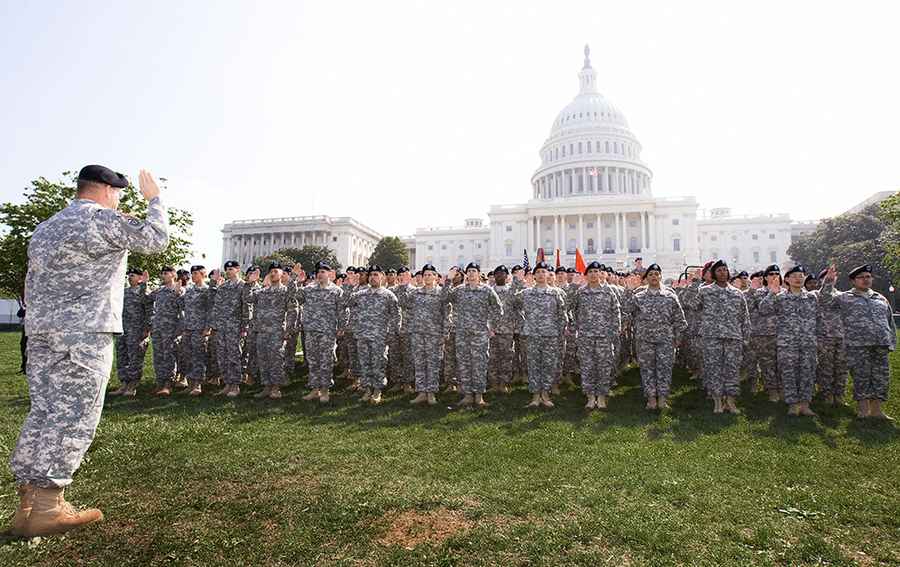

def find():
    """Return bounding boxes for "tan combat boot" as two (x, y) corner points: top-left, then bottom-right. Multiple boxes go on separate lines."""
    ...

(798, 401), (817, 417)
(189, 382), (203, 396)
(724, 396), (740, 414)
(458, 393), (474, 407)
(214, 384), (230, 396)
(155, 384), (172, 396)
(318, 389), (330, 403)
(11, 485), (103, 538)
(403, 384), (415, 394)
(595, 394), (608, 409)
(658, 396), (671, 410)
(869, 400), (893, 420)
(550, 384), (561, 396)
(254, 386), (272, 399)
(225, 385), (241, 398)
(500, 384), (511, 394)
(646, 397), (658, 411)
(426, 393), (437, 405)
(713, 397), (724, 414)
(108, 383), (129, 396)
(856, 399), (869, 419)
(369, 389), (383, 404)
(526, 393), (542, 408)
(302, 389), (321, 401)
(767, 389), (780, 402)
(584, 394), (596, 410)
(268, 386), (283, 399)
(787, 403), (800, 417)
(475, 393), (490, 407)
(361, 388), (372, 402)
(539, 391), (554, 408)
(410, 393), (428, 405)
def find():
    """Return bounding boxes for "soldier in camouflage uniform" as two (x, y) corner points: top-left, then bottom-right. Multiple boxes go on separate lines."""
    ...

(178, 265), (212, 396)
(740, 271), (764, 384)
(109, 268), (151, 396)
(280, 265), (302, 379)
(336, 266), (357, 384)
(745, 265), (783, 401)
(445, 263), (503, 407)
(561, 267), (581, 384)
(819, 264), (897, 419)
(506, 262), (567, 408)
(808, 268), (849, 405)
(174, 268), (192, 385)
(759, 265), (820, 417)
(205, 269), (222, 385)
(295, 262), (345, 403)
(241, 265), (262, 384)
(569, 261), (622, 409)
(682, 261), (714, 385)
(149, 267), (182, 395)
(209, 261), (249, 398)
(244, 262), (296, 399)
(487, 265), (521, 393)
(345, 265), (400, 404)
(10, 166), (167, 537)
(402, 263), (450, 405)
(441, 268), (464, 392)
(511, 265), (528, 382)
(389, 267), (416, 393)
(623, 264), (688, 410)
(681, 259), (751, 414)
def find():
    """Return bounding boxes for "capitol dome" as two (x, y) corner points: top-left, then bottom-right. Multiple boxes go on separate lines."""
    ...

(531, 45), (651, 201)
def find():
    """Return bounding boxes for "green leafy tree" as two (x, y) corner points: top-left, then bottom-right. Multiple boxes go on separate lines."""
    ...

(368, 236), (409, 270)
(273, 245), (342, 271)
(787, 203), (893, 293)
(0, 171), (194, 301)
(878, 191), (900, 282)
(252, 251), (296, 270)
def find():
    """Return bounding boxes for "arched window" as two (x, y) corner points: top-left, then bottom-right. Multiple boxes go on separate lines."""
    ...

(567, 238), (576, 254)
(587, 238), (595, 254)
(604, 237), (613, 252)
(629, 236), (639, 252)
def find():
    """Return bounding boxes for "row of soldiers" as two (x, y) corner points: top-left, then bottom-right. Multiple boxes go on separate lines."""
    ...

(109, 257), (896, 419)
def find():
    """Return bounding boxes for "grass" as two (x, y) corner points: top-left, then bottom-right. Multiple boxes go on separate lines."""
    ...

(0, 331), (898, 566)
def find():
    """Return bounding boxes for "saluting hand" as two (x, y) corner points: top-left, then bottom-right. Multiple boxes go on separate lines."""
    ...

(138, 170), (161, 201)
(823, 264), (837, 284)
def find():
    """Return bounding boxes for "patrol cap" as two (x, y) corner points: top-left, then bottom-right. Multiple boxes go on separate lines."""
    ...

(848, 264), (872, 279)
(494, 264), (509, 275)
(190, 265), (206, 273)
(368, 264), (384, 274)
(126, 267), (142, 276)
(160, 266), (175, 273)
(710, 259), (728, 274)
(315, 261), (332, 273)
(465, 262), (480, 272)
(78, 164), (128, 188)
(414, 270), (423, 277)
(764, 264), (781, 276)
(224, 260), (239, 269)
(784, 265), (807, 278)
(421, 263), (438, 274)
(533, 261), (551, 273)
(584, 261), (602, 274)
(267, 261), (283, 273)
(555, 266), (567, 274)
(385, 268), (397, 275)
(642, 263), (662, 279)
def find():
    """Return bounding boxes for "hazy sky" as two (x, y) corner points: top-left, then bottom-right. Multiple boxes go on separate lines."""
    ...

(2, 1), (898, 267)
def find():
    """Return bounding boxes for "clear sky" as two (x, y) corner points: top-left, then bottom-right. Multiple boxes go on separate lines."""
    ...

(2, 1), (898, 268)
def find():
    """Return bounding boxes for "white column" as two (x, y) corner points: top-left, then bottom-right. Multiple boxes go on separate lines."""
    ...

(560, 215), (566, 253)
(526, 215), (533, 253)
(553, 215), (559, 252)
(578, 214), (584, 252)
(596, 213), (603, 254)
(640, 211), (646, 251)
(614, 213), (621, 252)
(582, 168), (587, 194)
(649, 211), (656, 252)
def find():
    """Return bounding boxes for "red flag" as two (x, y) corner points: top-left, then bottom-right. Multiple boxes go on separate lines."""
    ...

(575, 248), (586, 274)
(536, 247), (545, 264)
(555, 249), (561, 269)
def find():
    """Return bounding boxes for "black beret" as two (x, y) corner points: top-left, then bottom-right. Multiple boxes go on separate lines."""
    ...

(421, 263), (437, 273)
(245, 265), (260, 274)
(605, 266), (614, 273)
(368, 264), (383, 274)
(385, 268), (397, 275)
(642, 263), (662, 279)
(315, 261), (332, 273)
(804, 274), (817, 285)
(710, 259), (728, 274)
(566, 267), (577, 273)
(397, 266), (409, 274)
(190, 265), (206, 273)
(414, 270), (423, 277)
(176, 269), (189, 277)
(764, 264), (781, 276)
(267, 261), (283, 273)
(465, 262), (480, 272)
(784, 265), (807, 278)
(848, 264), (872, 279)
(126, 267), (142, 276)
(511, 265), (523, 272)
(78, 164), (128, 188)
(555, 266), (567, 274)
(494, 264), (509, 275)
(160, 266), (175, 273)
(736, 271), (749, 279)
(584, 261), (602, 274)
(346, 265), (356, 272)
(533, 261), (551, 272)
(817, 268), (828, 280)
(336, 272), (346, 279)
(224, 260), (239, 269)
(751, 271), (764, 279)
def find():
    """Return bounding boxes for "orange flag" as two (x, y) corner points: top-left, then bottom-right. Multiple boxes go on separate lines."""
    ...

(555, 249), (562, 269)
(575, 248), (586, 274)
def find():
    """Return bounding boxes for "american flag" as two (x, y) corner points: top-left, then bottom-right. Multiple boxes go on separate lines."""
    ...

(589, 167), (600, 176)
(522, 249), (530, 271)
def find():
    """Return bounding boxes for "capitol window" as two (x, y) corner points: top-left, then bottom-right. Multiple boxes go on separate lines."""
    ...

(673, 238), (681, 251)
(587, 221), (594, 228)
(578, 142), (582, 153)
(596, 141), (601, 152)
(562, 146), (566, 157)
(752, 234), (758, 240)
(770, 251), (777, 262)
(605, 141), (610, 153)
(505, 225), (512, 232)
(428, 245), (433, 251)
(587, 143), (592, 153)
(672, 219), (679, 226)
(441, 244), (447, 250)
(569, 143), (573, 154)
(753, 251), (760, 262)
(568, 223), (575, 230)
(711, 235), (718, 241)
(458, 244), (464, 250)
(769, 234), (776, 239)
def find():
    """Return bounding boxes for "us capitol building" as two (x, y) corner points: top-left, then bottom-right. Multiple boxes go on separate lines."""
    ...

(222, 46), (802, 276)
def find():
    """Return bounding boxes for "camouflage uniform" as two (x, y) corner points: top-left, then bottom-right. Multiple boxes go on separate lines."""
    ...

(246, 282), (296, 386)
(347, 286), (400, 391)
(149, 285), (182, 387)
(819, 284), (896, 401)
(295, 281), (344, 391)
(569, 284), (621, 396)
(446, 282), (502, 395)
(508, 285), (568, 392)
(623, 287), (688, 400)
(402, 286), (450, 393)
(759, 290), (819, 405)
(389, 283), (415, 386)
(241, 280), (262, 381)
(205, 280), (221, 380)
(441, 306), (458, 388)
(560, 282), (581, 378)
(745, 288), (780, 394)
(682, 281), (751, 398)
(809, 288), (848, 399)
(178, 284), (212, 384)
(283, 291), (301, 378)
(680, 285), (704, 377)
(488, 281), (522, 387)
(211, 278), (249, 386)
(115, 283), (151, 384)
(11, 195), (167, 488)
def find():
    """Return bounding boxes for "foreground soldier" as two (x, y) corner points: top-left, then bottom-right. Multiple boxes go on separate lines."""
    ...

(488, 265), (519, 393)
(624, 264), (687, 410)
(9, 166), (168, 537)
(296, 262), (345, 403)
(109, 268), (151, 396)
(746, 265), (783, 401)
(403, 264), (449, 405)
(810, 268), (849, 405)
(820, 264), (897, 419)
(149, 267), (182, 395)
(246, 263), (296, 399)
(211, 261), (249, 398)
(179, 265), (212, 396)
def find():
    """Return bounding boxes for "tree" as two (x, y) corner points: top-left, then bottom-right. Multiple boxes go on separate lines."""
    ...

(273, 245), (342, 271)
(787, 203), (893, 293)
(368, 236), (409, 270)
(878, 191), (900, 282)
(0, 171), (194, 301)
(252, 251), (297, 270)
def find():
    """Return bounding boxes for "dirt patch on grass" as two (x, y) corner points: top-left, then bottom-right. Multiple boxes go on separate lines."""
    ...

(376, 508), (472, 549)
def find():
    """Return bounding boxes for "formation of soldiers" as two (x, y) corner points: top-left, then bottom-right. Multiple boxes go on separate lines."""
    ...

(110, 257), (897, 419)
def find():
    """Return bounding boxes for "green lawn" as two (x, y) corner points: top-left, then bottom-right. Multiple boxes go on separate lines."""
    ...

(0, 331), (898, 566)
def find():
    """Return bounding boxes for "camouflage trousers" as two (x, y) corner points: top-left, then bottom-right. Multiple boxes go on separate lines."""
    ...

(305, 331), (336, 390)
(115, 329), (147, 384)
(336, 332), (351, 374)
(151, 328), (178, 387)
(10, 332), (114, 488)
(847, 346), (891, 401)
(441, 332), (457, 386)
(563, 332), (579, 375)
(411, 334), (444, 393)
(456, 331), (490, 394)
(347, 330), (362, 380)
(701, 338), (743, 397)
(182, 330), (208, 383)
(215, 322), (243, 385)
(206, 329), (220, 379)
(777, 343), (817, 404)
(256, 331), (286, 386)
(690, 334), (705, 385)
(636, 340), (676, 399)
(741, 335), (757, 380)
(388, 333), (413, 385)
(553, 336), (566, 384)
(356, 336), (388, 391)
(488, 333), (515, 386)
(284, 330), (300, 377)
(577, 335), (616, 396)
(816, 337), (848, 398)
(514, 333), (528, 376)
(243, 330), (258, 381)
(176, 332), (190, 378)
(751, 335), (779, 393)
(526, 335), (557, 393)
